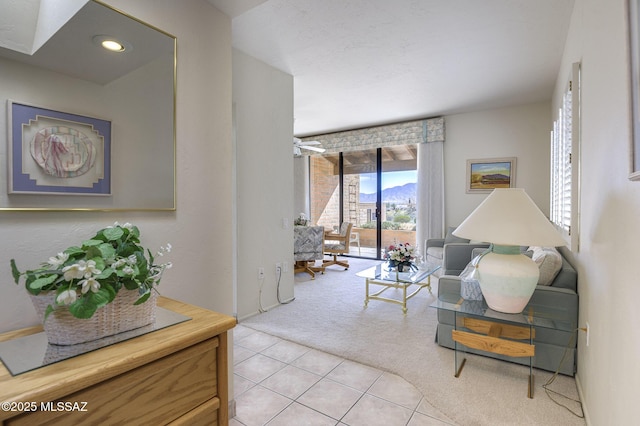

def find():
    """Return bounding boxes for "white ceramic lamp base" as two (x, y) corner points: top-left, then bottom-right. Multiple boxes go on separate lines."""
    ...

(476, 248), (539, 314)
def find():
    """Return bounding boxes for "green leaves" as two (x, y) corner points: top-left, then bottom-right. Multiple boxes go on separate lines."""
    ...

(10, 259), (21, 284)
(11, 258), (62, 294)
(83, 239), (113, 262)
(27, 274), (59, 292)
(67, 285), (116, 319)
(97, 243), (116, 260)
(82, 239), (103, 247)
(122, 277), (141, 291)
(64, 246), (84, 257)
(95, 266), (116, 281)
(44, 305), (55, 322)
(68, 296), (98, 319)
(10, 222), (168, 321)
(134, 289), (152, 305)
(102, 226), (124, 242)
(128, 225), (141, 240)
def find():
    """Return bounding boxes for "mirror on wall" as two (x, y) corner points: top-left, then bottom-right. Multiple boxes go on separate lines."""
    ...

(0, 0), (176, 211)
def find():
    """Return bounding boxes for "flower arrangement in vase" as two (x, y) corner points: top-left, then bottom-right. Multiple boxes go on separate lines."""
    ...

(294, 212), (309, 226)
(10, 222), (172, 345)
(384, 243), (417, 272)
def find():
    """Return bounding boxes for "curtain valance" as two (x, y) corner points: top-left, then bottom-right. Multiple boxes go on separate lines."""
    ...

(301, 117), (444, 155)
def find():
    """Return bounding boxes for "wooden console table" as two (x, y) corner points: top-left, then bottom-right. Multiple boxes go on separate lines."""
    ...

(0, 297), (236, 425)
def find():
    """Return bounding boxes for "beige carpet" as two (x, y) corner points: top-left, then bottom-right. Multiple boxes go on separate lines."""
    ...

(241, 258), (585, 426)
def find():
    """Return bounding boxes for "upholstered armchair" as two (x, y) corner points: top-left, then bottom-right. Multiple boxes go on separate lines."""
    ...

(426, 226), (490, 275)
(323, 222), (353, 270)
(294, 225), (325, 279)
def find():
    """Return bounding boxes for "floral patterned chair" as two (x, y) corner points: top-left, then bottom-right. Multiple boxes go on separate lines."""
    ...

(294, 225), (325, 279)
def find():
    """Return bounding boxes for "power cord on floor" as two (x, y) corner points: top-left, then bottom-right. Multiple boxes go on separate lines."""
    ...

(276, 265), (295, 305)
(258, 275), (267, 313)
(541, 328), (585, 418)
(258, 265), (295, 313)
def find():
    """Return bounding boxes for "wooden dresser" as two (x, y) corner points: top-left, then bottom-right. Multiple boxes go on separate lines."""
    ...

(0, 297), (236, 425)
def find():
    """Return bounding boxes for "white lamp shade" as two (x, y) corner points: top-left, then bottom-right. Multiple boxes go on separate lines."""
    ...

(453, 188), (566, 247)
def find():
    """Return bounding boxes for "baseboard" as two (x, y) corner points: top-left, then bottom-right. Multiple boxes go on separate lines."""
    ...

(575, 373), (591, 425)
(237, 311), (258, 322)
(237, 303), (287, 322)
(228, 399), (236, 419)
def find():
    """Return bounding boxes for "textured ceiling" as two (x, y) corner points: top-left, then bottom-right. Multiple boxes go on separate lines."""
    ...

(212, 0), (575, 137)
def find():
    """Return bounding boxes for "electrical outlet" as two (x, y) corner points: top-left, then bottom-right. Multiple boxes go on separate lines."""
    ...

(586, 322), (590, 347)
(282, 261), (288, 273)
(258, 267), (265, 280)
(275, 262), (282, 276)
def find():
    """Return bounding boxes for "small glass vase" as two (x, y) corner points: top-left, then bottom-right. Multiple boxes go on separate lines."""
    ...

(393, 263), (410, 281)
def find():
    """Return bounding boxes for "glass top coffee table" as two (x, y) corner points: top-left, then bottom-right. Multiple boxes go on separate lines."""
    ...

(356, 263), (441, 314)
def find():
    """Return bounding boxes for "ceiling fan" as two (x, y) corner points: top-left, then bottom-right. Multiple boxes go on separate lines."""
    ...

(293, 137), (325, 156)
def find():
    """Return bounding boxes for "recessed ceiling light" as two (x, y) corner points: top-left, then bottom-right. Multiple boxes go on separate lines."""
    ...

(92, 35), (132, 53)
(101, 40), (124, 51)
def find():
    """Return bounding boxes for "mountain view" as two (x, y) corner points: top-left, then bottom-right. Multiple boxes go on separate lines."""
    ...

(359, 182), (416, 204)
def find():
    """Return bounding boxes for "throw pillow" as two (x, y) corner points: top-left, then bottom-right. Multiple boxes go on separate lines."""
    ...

(444, 226), (470, 244)
(527, 246), (563, 286)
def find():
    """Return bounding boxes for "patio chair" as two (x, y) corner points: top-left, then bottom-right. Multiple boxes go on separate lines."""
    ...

(323, 222), (353, 270)
(350, 231), (361, 255)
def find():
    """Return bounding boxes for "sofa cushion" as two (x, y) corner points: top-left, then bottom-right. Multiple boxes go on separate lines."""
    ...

(444, 226), (470, 244)
(426, 246), (443, 261)
(528, 246), (563, 286)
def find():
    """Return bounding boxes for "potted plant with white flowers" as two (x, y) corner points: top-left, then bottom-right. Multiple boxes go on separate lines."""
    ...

(10, 222), (172, 345)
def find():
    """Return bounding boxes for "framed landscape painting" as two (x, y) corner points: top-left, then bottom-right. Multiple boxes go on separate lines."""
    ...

(466, 157), (516, 193)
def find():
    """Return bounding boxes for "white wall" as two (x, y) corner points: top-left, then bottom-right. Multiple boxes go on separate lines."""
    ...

(443, 102), (552, 226)
(555, 1), (640, 424)
(0, 0), (234, 331)
(233, 49), (295, 320)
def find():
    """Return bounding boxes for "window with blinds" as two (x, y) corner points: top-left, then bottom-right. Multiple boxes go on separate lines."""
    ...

(550, 63), (580, 251)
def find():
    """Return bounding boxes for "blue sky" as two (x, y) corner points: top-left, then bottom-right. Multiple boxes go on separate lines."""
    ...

(360, 170), (417, 194)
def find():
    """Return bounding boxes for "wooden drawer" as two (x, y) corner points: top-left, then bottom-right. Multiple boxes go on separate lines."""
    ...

(7, 337), (219, 426)
(168, 398), (219, 426)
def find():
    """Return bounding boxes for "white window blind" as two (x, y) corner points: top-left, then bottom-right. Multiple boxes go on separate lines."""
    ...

(550, 63), (580, 251)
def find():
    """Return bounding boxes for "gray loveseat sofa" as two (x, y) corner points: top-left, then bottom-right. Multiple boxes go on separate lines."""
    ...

(435, 242), (578, 376)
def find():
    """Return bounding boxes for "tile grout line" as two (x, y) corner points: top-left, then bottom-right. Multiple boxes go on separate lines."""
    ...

(233, 327), (452, 425)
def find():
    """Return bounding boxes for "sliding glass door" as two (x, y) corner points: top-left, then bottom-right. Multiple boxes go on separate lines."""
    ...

(380, 145), (418, 255)
(342, 149), (378, 257)
(310, 145), (417, 259)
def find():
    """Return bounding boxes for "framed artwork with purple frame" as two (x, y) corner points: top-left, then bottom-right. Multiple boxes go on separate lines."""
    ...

(8, 101), (111, 196)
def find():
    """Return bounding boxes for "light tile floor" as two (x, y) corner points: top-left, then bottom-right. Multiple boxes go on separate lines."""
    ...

(231, 324), (456, 426)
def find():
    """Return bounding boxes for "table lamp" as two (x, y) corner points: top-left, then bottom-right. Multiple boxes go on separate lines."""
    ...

(453, 188), (566, 313)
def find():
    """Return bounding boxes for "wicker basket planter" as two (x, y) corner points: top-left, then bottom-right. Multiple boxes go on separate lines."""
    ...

(30, 289), (157, 346)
